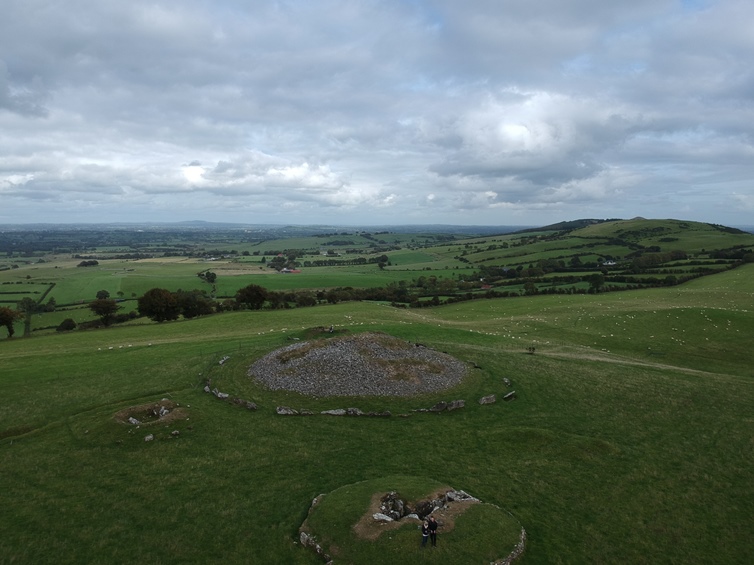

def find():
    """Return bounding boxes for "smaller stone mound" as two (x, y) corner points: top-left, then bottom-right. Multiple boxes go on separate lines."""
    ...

(299, 477), (526, 564)
(249, 332), (468, 397)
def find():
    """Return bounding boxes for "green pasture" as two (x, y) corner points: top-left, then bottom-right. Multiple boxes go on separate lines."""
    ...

(1, 265), (753, 563)
(383, 249), (437, 265)
(0, 282), (53, 305)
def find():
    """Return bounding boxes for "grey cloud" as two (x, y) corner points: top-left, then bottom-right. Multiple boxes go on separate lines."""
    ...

(0, 0), (752, 225)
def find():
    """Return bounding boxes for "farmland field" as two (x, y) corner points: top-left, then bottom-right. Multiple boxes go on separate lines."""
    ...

(1, 256), (752, 563)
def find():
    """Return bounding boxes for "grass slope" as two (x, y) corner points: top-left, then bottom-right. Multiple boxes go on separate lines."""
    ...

(1, 265), (753, 563)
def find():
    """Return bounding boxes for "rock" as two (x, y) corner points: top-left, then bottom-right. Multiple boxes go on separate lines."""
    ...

(479, 394), (496, 405)
(232, 398), (258, 410)
(276, 406), (299, 415)
(127, 417), (141, 425)
(367, 411), (392, 417)
(203, 385), (211, 393)
(321, 409), (346, 416)
(372, 513), (394, 522)
(503, 391), (517, 401)
(249, 332), (468, 398)
(171, 430), (180, 436)
(413, 499), (436, 518)
(158, 406), (169, 418)
(429, 401), (448, 412)
(380, 492), (407, 519)
(346, 407), (364, 416)
(144, 434), (154, 442)
(406, 513), (420, 520)
(447, 399), (465, 411)
(446, 490), (478, 502)
(503, 377), (512, 387)
(217, 392), (229, 400)
(299, 409), (314, 415)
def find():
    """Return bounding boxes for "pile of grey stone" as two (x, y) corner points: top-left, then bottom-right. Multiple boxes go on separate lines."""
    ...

(249, 332), (468, 397)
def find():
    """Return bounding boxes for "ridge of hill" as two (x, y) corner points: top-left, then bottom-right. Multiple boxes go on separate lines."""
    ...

(569, 217), (748, 241)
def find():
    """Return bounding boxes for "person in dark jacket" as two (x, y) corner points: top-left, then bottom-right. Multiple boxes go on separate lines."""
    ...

(428, 515), (438, 546)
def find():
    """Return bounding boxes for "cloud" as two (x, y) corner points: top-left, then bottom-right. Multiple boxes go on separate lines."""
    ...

(0, 0), (753, 225)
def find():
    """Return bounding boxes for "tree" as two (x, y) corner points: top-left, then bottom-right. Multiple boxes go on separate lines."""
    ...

(42, 297), (57, 312)
(16, 297), (38, 337)
(138, 288), (181, 322)
(89, 298), (121, 326)
(294, 291), (317, 307)
(585, 273), (605, 293)
(236, 284), (268, 310)
(174, 290), (215, 319)
(96, 290), (110, 300)
(0, 306), (24, 338)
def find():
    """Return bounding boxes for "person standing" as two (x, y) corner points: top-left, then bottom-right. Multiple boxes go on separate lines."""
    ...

(428, 515), (438, 547)
(421, 520), (430, 547)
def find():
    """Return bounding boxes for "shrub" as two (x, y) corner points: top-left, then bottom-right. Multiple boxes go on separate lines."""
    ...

(56, 318), (77, 332)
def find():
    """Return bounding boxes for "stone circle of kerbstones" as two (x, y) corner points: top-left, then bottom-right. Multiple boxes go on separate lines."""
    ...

(249, 332), (468, 397)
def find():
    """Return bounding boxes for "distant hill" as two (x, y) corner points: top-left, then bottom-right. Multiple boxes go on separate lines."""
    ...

(515, 218), (620, 233)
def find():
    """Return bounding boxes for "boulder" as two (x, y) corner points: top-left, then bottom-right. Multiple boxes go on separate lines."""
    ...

(479, 394), (497, 405)
(276, 406), (299, 415)
(127, 416), (141, 425)
(346, 407), (364, 416)
(321, 409), (346, 416)
(372, 513), (394, 522)
(447, 399), (465, 411)
(232, 398), (258, 411)
(144, 434), (154, 442)
(503, 391), (517, 401)
(503, 377), (512, 387)
(446, 490), (478, 502)
(429, 401), (448, 412)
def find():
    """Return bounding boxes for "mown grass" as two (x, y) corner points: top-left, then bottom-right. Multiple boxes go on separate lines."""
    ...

(1, 266), (753, 563)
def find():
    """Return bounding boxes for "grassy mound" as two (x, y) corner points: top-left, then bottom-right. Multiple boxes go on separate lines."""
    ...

(301, 475), (523, 564)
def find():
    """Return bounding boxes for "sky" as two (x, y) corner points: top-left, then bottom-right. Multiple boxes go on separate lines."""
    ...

(1, 1), (753, 227)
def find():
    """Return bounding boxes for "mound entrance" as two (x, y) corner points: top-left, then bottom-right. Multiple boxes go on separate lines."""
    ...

(249, 331), (468, 397)
(351, 488), (479, 541)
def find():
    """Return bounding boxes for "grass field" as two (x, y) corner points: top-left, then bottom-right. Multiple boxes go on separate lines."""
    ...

(1, 263), (752, 563)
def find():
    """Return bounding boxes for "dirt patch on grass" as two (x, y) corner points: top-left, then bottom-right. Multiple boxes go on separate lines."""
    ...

(352, 488), (479, 541)
(113, 399), (187, 425)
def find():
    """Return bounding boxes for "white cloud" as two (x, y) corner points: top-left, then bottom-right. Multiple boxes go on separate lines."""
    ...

(0, 0), (752, 225)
